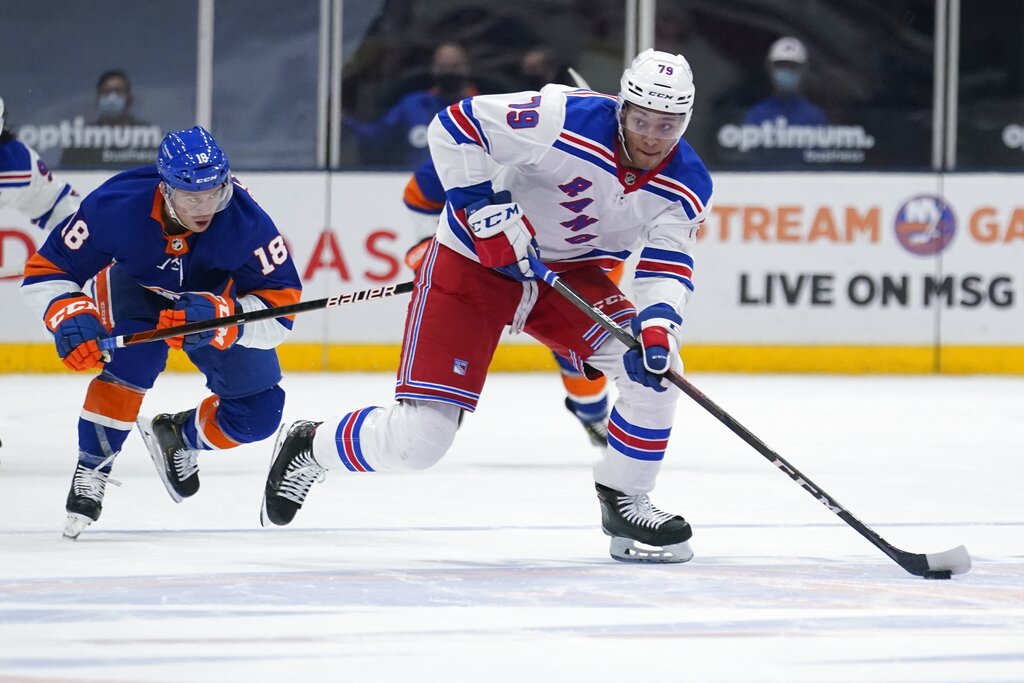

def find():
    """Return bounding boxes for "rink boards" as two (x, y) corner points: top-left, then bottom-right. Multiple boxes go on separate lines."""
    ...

(2, 171), (1022, 373)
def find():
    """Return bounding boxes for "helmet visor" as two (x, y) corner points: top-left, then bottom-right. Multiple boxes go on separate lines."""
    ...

(163, 180), (234, 217)
(620, 103), (687, 140)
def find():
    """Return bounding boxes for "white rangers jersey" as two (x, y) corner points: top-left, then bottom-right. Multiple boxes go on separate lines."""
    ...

(0, 138), (79, 231)
(426, 84), (713, 317)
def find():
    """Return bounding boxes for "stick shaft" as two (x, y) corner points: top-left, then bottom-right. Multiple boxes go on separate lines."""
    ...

(529, 255), (928, 575)
(99, 281), (414, 351)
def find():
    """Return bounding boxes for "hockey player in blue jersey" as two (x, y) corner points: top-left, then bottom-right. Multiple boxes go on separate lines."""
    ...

(21, 125), (302, 539)
(0, 97), (80, 235)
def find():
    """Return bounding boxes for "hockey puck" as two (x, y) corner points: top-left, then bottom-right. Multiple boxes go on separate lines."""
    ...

(922, 570), (952, 580)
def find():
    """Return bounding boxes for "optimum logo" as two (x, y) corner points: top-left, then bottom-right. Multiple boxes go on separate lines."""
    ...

(894, 195), (956, 256)
(16, 117), (162, 152)
(717, 117), (875, 163)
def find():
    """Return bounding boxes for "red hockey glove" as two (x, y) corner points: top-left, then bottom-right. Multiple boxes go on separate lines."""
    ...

(464, 191), (538, 281)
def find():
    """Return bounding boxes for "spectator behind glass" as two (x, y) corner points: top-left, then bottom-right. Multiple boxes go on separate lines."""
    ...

(59, 70), (162, 170)
(742, 37), (828, 167)
(520, 48), (578, 90)
(343, 42), (477, 169)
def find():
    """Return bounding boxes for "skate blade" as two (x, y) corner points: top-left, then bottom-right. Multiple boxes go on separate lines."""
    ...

(63, 513), (93, 540)
(259, 423), (291, 528)
(609, 537), (694, 564)
(136, 416), (183, 504)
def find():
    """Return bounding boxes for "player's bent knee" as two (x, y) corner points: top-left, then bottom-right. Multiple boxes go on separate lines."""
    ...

(218, 385), (286, 443)
(393, 400), (460, 470)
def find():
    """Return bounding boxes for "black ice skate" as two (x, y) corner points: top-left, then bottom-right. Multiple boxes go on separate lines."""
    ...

(64, 457), (120, 539)
(596, 483), (693, 563)
(564, 397), (609, 448)
(261, 420), (325, 527)
(137, 412), (200, 503)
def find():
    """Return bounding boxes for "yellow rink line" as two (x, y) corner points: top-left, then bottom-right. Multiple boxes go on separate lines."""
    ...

(3, 343), (1024, 375)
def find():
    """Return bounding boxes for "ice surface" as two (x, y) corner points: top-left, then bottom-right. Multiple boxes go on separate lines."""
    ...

(1, 372), (1021, 682)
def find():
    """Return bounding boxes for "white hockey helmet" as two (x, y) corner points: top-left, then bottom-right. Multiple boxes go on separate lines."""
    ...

(618, 49), (695, 136)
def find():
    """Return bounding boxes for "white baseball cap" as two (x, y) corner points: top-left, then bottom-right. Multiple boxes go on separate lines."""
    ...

(768, 37), (808, 65)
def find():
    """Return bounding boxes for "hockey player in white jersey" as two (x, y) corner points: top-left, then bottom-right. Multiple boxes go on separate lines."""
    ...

(262, 49), (713, 563)
(0, 97), (80, 234)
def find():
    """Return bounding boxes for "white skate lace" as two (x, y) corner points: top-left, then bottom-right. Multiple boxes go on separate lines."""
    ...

(278, 451), (326, 505)
(617, 493), (675, 530)
(72, 453), (122, 501)
(172, 448), (199, 480)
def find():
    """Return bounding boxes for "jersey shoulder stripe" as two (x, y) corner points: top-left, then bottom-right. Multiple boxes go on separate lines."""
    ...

(553, 131), (616, 176)
(644, 140), (713, 218)
(562, 93), (618, 146)
(437, 99), (491, 152)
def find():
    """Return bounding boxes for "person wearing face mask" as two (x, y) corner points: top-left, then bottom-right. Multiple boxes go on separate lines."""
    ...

(342, 42), (478, 169)
(93, 71), (144, 126)
(59, 70), (161, 170)
(22, 125), (302, 540)
(742, 37), (828, 166)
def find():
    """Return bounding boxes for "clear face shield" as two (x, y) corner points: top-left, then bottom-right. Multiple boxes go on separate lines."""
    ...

(161, 180), (234, 224)
(619, 102), (688, 140)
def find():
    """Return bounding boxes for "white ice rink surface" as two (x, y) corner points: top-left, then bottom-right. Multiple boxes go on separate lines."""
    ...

(0, 371), (1021, 683)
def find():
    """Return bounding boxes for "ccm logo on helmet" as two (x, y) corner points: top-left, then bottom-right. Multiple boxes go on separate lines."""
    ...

(647, 90), (673, 99)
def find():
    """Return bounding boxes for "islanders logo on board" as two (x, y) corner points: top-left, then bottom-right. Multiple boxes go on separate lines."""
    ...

(894, 195), (956, 256)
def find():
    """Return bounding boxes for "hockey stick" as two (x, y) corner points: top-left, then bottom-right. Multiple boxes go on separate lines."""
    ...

(527, 253), (971, 579)
(98, 281), (414, 351)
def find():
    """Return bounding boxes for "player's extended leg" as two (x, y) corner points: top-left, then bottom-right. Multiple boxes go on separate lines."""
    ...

(586, 338), (691, 563)
(261, 241), (518, 527)
(138, 343), (285, 503)
(261, 399), (461, 526)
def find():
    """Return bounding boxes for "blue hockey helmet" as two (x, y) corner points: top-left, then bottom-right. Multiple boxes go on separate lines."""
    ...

(157, 126), (233, 228)
(157, 125), (230, 191)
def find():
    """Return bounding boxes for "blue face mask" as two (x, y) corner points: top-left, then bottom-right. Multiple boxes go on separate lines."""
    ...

(98, 91), (127, 117)
(770, 67), (802, 93)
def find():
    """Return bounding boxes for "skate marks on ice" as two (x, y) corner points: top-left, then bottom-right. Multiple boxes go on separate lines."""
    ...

(1, 522), (1019, 618)
(0, 524), (1021, 683)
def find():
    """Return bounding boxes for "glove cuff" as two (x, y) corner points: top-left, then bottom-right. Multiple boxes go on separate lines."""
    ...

(44, 293), (101, 333)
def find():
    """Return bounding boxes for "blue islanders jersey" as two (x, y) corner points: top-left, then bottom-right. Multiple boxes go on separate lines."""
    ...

(427, 84), (713, 317)
(21, 165), (302, 348)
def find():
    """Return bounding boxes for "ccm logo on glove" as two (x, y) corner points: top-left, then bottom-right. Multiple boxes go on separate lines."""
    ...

(46, 297), (100, 330)
(467, 202), (522, 236)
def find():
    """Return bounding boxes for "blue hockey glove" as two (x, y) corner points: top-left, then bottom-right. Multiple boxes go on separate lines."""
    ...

(622, 304), (682, 392)
(158, 292), (240, 352)
(44, 293), (110, 371)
